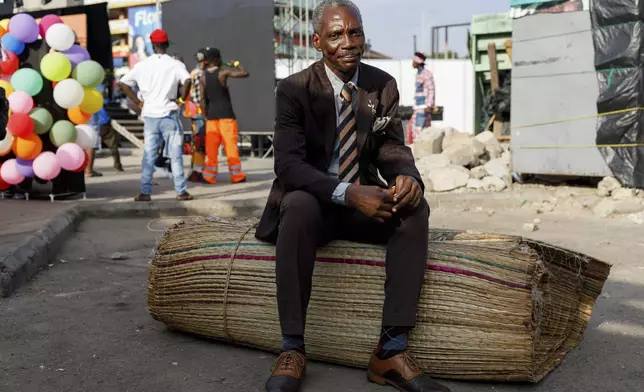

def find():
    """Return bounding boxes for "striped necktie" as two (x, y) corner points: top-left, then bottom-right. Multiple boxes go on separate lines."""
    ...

(338, 82), (360, 183)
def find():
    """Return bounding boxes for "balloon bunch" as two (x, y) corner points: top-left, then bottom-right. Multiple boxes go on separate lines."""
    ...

(0, 13), (106, 191)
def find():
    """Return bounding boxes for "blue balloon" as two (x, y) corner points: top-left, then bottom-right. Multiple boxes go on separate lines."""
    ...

(1, 33), (25, 55)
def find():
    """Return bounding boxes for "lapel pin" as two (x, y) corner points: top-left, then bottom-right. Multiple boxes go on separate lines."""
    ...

(368, 100), (376, 114)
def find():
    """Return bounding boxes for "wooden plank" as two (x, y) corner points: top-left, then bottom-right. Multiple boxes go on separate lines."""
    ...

(505, 39), (513, 62)
(487, 43), (499, 92)
(111, 120), (144, 150)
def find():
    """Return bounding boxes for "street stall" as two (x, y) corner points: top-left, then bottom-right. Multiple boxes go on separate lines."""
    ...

(0, 4), (112, 200)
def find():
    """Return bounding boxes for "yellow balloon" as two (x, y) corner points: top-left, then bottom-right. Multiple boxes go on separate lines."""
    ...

(0, 80), (14, 96)
(40, 52), (72, 82)
(0, 19), (9, 31)
(79, 88), (103, 114)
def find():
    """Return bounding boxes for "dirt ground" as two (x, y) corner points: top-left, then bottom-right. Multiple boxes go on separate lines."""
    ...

(1, 202), (643, 392)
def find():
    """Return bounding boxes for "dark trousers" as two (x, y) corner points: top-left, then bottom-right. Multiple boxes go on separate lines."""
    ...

(275, 190), (430, 336)
(99, 124), (122, 167)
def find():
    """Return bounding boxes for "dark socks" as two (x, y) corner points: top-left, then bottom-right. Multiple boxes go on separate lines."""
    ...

(281, 334), (305, 354)
(377, 326), (410, 360)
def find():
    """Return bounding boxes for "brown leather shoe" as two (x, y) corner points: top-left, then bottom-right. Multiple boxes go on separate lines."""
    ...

(176, 192), (193, 201)
(265, 351), (306, 392)
(134, 193), (151, 202)
(367, 351), (450, 392)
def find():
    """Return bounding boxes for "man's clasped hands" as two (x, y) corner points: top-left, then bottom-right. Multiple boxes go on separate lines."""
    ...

(346, 175), (422, 223)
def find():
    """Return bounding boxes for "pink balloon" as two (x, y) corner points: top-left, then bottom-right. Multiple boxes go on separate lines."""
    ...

(0, 158), (25, 185)
(55, 142), (85, 171)
(8, 91), (34, 114)
(39, 14), (63, 39)
(33, 151), (61, 180)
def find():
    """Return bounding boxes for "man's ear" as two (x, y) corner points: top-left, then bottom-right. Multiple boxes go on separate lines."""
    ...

(312, 33), (322, 52)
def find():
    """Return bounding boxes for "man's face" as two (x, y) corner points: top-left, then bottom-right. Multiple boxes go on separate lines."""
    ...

(412, 61), (420, 69)
(313, 6), (365, 76)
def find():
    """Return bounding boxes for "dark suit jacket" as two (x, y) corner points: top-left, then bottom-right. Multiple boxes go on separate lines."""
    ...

(255, 60), (424, 242)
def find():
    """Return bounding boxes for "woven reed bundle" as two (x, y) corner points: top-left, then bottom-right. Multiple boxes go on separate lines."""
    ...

(148, 218), (611, 382)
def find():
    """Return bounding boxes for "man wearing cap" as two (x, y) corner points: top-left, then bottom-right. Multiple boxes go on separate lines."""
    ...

(119, 29), (193, 201)
(408, 52), (435, 144)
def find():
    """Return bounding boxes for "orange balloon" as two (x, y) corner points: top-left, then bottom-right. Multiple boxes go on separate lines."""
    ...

(13, 133), (43, 160)
(68, 107), (91, 125)
(0, 26), (6, 39)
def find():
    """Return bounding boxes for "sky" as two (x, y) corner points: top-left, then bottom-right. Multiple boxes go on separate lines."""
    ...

(351, 0), (511, 59)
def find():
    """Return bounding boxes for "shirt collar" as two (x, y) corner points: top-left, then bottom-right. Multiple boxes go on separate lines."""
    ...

(324, 63), (359, 94)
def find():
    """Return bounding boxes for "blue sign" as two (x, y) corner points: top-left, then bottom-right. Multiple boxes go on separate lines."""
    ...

(128, 6), (159, 67)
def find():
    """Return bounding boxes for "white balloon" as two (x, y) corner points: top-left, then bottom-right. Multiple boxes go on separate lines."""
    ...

(53, 79), (84, 109)
(75, 124), (97, 149)
(45, 23), (75, 51)
(0, 132), (13, 155)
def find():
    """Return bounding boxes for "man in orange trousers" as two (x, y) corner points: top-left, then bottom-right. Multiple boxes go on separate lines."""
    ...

(199, 48), (248, 184)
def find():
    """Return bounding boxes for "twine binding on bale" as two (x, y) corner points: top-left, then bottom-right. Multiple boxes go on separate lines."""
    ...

(148, 218), (611, 382)
(222, 223), (256, 342)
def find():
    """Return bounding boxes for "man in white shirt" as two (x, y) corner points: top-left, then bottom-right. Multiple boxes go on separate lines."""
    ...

(119, 29), (193, 201)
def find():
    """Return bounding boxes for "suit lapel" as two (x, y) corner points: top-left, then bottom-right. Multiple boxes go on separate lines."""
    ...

(355, 64), (378, 154)
(310, 60), (337, 160)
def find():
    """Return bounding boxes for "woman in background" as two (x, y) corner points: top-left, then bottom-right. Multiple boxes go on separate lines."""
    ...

(129, 35), (150, 68)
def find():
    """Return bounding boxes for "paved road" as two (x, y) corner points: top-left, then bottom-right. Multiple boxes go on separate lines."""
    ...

(1, 205), (641, 392)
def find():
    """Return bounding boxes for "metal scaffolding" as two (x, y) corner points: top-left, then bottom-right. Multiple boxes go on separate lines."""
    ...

(274, 0), (321, 75)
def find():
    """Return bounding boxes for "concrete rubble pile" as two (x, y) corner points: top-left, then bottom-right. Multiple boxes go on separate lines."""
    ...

(594, 176), (644, 223)
(412, 127), (512, 193)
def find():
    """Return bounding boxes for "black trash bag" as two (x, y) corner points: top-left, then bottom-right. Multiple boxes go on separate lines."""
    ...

(591, 0), (644, 187)
(482, 72), (511, 132)
(596, 110), (644, 187)
(592, 21), (644, 70)
(596, 67), (644, 114)
(590, 0), (644, 27)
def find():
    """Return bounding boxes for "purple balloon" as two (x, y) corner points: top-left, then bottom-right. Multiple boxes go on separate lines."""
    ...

(9, 14), (39, 43)
(15, 158), (35, 178)
(62, 45), (91, 68)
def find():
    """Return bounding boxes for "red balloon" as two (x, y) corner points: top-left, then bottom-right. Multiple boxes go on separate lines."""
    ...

(72, 151), (89, 173)
(7, 113), (35, 137)
(0, 51), (19, 75)
(0, 163), (10, 191)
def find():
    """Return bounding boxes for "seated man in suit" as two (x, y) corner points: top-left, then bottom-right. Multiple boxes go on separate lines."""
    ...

(255, 1), (450, 392)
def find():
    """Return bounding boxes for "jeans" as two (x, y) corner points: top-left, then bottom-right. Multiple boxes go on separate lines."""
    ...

(141, 111), (187, 195)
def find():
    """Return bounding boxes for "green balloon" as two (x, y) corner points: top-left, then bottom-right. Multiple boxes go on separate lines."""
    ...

(30, 107), (54, 135)
(49, 120), (77, 147)
(73, 60), (105, 88)
(11, 68), (44, 97)
(41, 52), (72, 82)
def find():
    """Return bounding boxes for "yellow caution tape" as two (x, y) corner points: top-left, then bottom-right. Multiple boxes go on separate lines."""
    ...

(511, 107), (644, 130)
(513, 143), (644, 150)
(511, 106), (644, 150)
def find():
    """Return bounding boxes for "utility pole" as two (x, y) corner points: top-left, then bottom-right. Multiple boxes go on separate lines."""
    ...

(413, 35), (417, 53)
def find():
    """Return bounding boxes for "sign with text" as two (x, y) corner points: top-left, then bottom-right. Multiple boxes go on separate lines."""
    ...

(127, 5), (158, 67)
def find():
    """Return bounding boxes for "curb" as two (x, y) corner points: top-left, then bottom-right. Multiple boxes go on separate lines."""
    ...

(0, 198), (267, 298)
(0, 206), (82, 298)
